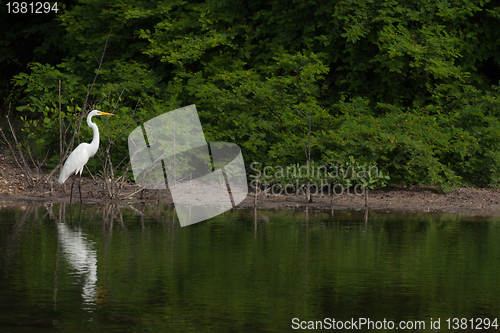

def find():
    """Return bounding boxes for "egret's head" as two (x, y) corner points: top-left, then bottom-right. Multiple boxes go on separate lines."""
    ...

(89, 109), (114, 117)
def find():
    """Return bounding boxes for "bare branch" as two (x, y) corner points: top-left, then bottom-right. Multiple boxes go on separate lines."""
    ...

(0, 127), (21, 170)
(83, 28), (112, 113)
(59, 80), (62, 168)
(5, 107), (34, 187)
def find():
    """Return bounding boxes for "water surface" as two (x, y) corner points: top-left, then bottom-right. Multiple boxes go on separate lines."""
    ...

(1, 203), (500, 332)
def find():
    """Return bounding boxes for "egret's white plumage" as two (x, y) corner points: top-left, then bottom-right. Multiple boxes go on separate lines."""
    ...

(58, 110), (114, 203)
(58, 142), (91, 185)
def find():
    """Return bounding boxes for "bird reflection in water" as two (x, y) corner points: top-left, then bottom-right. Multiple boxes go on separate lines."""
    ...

(57, 223), (98, 311)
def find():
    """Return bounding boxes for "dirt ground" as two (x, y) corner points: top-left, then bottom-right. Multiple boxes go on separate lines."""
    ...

(1, 152), (500, 216)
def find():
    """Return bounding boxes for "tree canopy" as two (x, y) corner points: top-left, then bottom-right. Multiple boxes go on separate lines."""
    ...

(4, 0), (500, 189)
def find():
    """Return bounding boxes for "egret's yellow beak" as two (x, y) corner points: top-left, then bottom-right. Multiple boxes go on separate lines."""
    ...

(98, 111), (114, 116)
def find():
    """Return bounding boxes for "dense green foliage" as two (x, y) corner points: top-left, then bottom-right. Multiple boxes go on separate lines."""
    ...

(4, 0), (500, 188)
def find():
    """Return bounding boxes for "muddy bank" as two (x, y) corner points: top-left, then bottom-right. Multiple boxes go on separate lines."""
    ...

(1, 153), (500, 216)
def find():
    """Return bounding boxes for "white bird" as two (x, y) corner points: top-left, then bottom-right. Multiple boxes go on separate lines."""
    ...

(58, 110), (114, 204)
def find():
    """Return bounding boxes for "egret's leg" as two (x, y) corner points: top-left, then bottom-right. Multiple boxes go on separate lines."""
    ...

(70, 173), (77, 205)
(78, 172), (83, 204)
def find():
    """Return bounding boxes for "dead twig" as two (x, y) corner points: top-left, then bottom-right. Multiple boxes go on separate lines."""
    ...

(4, 106), (34, 187)
(100, 95), (141, 199)
(0, 127), (21, 171)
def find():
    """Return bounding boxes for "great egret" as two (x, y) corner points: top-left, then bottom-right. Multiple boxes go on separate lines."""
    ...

(58, 110), (114, 204)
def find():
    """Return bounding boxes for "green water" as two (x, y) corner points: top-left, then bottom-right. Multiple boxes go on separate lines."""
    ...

(1, 203), (500, 332)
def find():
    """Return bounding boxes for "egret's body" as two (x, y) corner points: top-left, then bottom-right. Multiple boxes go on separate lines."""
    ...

(58, 110), (114, 203)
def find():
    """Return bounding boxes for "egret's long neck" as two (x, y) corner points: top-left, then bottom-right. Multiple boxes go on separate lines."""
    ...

(87, 114), (100, 157)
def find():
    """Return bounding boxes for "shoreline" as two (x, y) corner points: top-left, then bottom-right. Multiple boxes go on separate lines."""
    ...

(2, 153), (500, 216)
